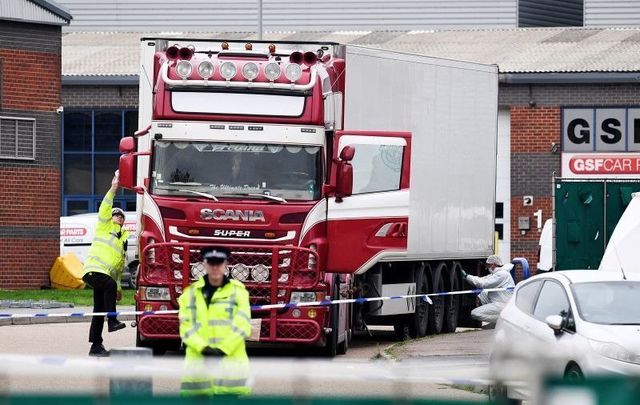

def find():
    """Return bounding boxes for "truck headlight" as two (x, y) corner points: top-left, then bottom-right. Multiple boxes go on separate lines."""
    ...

(264, 62), (281, 81)
(285, 63), (302, 82)
(242, 62), (259, 80)
(290, 291), (317, 304)
(220, 61), (237, 80)
(589, 339), (640, 364)
(251, 264), (269, 283)
(231, 263), (250, 282)
(140, 286), (170, 301)
(176, 60), (192, 79)
(197, 61), (215, 79)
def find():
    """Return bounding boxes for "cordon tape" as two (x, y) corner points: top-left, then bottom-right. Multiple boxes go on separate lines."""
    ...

(0, 287), (514, 319)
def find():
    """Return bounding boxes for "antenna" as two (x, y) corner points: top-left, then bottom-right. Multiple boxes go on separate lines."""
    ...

(610, 242), (627, 280)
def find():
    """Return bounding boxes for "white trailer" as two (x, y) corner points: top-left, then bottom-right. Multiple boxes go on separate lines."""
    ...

(341, 46), (499, 337)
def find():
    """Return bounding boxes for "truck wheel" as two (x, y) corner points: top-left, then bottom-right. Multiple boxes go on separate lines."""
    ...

(323, 277), (339, 357)
(408, 263), (429, 338)
(443, 262), (461, 333)
(393, 322), (409, 340)
(427, 263), (447, 335)
(337, 303), (351, 355)
(128, 262), (139, 289)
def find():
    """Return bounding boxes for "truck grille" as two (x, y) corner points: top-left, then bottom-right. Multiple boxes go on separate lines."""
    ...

(140, 242), (320, 306)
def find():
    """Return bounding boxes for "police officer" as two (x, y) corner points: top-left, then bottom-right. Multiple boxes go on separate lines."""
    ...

(178, 246), (251, 396)
(82, 170), (129, 357)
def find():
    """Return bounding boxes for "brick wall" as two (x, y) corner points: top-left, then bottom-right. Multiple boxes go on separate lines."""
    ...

(0, 20), (62, 289)
(505, 83), (640, 272)
(62, 85), (138, 108)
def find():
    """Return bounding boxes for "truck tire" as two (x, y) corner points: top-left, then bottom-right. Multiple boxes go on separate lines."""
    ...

(323, 276), (340, 357)
(427, 263), (447, 335)
(337, 301), (351, 355)
(443, 262), (461, 333)
(393, 322), (409, 340)
(408, 263), (429, 338)
(128, 262), (139, 289)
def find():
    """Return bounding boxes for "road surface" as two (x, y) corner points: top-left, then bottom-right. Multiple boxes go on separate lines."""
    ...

(0, 321), (488, 401)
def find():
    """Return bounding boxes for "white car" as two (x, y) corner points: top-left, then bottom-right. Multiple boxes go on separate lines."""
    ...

(60, 211), (138, 288)
(490, 270), (640, 400)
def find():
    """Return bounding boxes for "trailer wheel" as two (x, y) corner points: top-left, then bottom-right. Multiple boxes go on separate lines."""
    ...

(427, 263), (447, 335)
(443, 262), (461, 333)
(408, 263), (429, 338)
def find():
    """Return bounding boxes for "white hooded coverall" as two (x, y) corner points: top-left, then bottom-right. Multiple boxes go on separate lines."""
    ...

(466, 263), (515, 323)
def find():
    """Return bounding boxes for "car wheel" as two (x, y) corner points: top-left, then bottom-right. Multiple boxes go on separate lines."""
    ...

(564, 363), (584, 382)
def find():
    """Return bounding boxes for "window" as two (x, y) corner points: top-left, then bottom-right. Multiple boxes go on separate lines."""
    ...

(516, 280), (542, 314)
(62, 109), (138, 215)
(63, 112), (91, 152)
(349, 143), (403, 194)
(533, 281), (570, 321)
(0, 116), (35, 160)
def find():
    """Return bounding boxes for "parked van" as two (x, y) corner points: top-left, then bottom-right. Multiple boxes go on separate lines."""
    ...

(60, 212), (138, 288)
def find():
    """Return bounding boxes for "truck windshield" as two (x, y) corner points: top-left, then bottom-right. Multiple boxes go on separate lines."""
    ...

(151, 141), (322, 201)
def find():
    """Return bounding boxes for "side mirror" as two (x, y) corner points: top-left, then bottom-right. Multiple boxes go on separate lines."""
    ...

(119, 136), (135, 154)
(546, 315), (565, 335)
(119, 154), (137, 190)
(340, 145), (355, 162)
(335, 145), (355, 201)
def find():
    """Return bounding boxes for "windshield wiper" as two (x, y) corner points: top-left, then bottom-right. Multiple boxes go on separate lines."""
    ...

(175, 189), (219, 201)
(223, 192), (287, 203)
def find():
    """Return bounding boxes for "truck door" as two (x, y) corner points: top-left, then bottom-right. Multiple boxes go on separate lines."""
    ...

(326, 131), (411, 273)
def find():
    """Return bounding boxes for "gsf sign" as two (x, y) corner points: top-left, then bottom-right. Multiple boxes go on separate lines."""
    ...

(563, 108), (640, 152)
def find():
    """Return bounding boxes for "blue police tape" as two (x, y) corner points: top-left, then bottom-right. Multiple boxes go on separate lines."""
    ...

(0, 286), (514, 319)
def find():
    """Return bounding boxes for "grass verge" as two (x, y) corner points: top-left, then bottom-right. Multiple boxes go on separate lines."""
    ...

(0, 288), (136, 306)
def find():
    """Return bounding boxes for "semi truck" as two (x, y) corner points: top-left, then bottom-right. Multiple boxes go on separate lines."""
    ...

(119, 38), (499, 355)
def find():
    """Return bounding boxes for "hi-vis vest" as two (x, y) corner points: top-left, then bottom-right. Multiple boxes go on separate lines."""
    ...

(178, 277), (252, 396)
(82, 190), (129, 291)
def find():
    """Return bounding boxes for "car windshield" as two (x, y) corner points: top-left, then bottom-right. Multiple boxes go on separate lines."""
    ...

(572, 281), (640, 325)
(151, 141), (322, 201)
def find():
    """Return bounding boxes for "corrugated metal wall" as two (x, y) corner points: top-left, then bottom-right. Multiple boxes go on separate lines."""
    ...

(585, 0), (640, 27)
(57, 0), (517, 32)
(0, 0), (68, 25)
(519, 0), (583, 27)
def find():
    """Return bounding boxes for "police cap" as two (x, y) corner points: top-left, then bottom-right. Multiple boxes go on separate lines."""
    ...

(201, 246), (231, 264)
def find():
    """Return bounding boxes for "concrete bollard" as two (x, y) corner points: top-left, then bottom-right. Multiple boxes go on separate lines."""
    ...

(109, 347), (153, 396)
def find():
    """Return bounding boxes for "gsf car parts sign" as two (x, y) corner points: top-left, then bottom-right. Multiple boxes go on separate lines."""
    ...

(562, 108), (640, 178)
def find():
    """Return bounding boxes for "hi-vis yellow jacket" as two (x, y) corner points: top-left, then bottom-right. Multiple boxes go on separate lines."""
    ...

(82, 189), (129, 291)
(178, 277), (252, 396)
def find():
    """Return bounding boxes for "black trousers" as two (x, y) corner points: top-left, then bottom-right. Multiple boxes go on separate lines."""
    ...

(83, 272), (117, 344)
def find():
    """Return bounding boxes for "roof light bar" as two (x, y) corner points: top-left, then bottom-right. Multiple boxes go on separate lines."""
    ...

(161, 61), (316, 91)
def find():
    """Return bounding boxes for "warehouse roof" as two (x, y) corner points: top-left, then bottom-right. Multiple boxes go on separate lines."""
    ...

(62, 27), (640, 83)
(1, 0), (71, 25)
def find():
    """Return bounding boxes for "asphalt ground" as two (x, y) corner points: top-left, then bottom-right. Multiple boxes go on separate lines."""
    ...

(0, 317), (490, 401)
